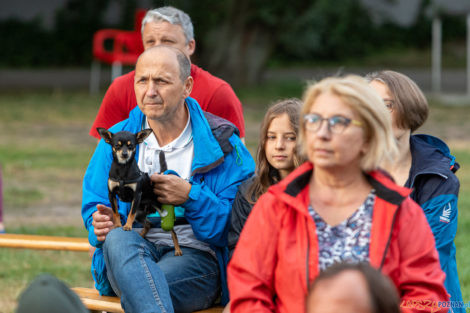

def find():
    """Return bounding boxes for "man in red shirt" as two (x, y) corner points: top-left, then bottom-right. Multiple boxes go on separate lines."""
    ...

(90, 6), (245, 140)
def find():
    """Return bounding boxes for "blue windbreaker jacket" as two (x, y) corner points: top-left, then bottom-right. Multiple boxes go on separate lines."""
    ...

(406, 134), (463, 312)
(81, 97), (255, 304)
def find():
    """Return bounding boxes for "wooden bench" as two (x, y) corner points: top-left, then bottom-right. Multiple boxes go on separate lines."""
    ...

(0, 233), (90, 251)
(0, 233), (223, 313)
(71, 287), (222, 313)
(72, 287), (124, 313)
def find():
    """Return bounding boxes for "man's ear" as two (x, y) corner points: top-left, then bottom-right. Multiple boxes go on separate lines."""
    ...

(136, 129), (152, 144)
(186, 39), (196, 56)
(97, 128), (113, 143)
(183, 76), (193, 98)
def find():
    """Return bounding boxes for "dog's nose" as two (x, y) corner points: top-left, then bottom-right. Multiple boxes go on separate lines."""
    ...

(122, 152), (128, 158)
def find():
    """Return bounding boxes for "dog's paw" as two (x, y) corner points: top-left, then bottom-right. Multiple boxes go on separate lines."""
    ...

(123, 224), (132, 231)
(174, 249), (183, 256)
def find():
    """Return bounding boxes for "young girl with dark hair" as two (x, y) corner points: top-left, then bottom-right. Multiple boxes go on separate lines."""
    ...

(228, 98), (305, 256)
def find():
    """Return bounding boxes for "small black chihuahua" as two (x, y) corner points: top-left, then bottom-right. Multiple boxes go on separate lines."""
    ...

(97, 127), (183, 256)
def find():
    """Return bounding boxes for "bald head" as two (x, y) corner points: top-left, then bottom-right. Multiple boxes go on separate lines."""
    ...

(307, 270), (372, 313)
(306, 263), (400, 313)
(137, 45), (191, 82)
(134, 45), (193, 124)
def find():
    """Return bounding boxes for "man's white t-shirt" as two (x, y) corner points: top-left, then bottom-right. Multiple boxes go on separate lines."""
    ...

(136, 110), (214, 256)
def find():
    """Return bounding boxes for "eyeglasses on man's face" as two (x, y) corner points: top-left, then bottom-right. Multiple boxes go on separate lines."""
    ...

(303, 114), (363, 134)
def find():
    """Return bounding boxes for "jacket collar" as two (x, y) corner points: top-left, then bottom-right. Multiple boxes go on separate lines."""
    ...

(407, 134), (457, 188)
(271, 162), (411, 211)
(270, 162), (412, 269)
(125, 97), (224, 176)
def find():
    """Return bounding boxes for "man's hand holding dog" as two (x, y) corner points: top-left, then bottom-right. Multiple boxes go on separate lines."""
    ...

(92, 204), (116, 241)
(150, 173), (191, 205)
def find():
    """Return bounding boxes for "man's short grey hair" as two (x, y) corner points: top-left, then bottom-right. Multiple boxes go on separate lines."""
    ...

(137, 46), (191, 82)
(176, 51), (191, 82)
(141, 6), (194, 43)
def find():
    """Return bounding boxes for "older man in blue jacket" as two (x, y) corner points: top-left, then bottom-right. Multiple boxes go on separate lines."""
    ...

(82, 45), (254, 313)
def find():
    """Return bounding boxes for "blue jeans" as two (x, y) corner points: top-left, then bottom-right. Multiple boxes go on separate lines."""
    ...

(103, 228), (220, 313)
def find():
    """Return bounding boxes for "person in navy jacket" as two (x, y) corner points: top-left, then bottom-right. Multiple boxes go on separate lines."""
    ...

(368, 70), (463, 312)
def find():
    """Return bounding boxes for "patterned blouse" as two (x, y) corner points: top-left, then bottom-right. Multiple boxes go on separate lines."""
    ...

(308, 190), (375, 271)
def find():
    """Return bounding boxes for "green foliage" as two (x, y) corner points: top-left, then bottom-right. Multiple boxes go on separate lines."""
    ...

(50, 0), (110, 66)
(0, 18), (55, 67)
(1, 0), (468, 73)
(277, 0), (375, 60)
(0, 0), (110, 67)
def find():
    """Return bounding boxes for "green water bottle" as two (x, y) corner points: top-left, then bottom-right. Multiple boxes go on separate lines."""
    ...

(160, 204), (176, 231)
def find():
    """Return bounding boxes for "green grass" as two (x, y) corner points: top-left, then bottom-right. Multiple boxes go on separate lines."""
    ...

(7, 225), (89, 237)
(0, 226), (91, 312)
(0, 85), (469, 312)
(269, 43), (468, 69)
(0, 249), (92, 313)
(452, 149), (470, 304)
(0, 91), (99, 209)
(0, 146), (93, 170)
(237, 80), (306, 153)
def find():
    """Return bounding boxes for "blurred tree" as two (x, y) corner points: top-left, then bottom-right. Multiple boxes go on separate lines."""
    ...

(119, 0), (139, 29)
(159, 0), (377, 86)
(0, 18), (54, 67)
(160, 0), (313, 86)
(53, 0), (110, 65)
(0, 0), (467, 84)
(277, 0), (375, 61)
(0, 0), (139, 68)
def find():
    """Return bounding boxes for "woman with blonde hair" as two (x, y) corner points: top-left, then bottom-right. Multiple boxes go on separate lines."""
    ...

(367, 70), (463, 312)
(228, 75), (448, 313)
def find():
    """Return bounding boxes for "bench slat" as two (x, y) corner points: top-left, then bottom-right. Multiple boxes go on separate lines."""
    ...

(72, 287), (223, 313)
(0, 235), (223, 313)
(81, 298), (124, 312)
(0, 234), (89, 252)
(73, 287), (124, 312)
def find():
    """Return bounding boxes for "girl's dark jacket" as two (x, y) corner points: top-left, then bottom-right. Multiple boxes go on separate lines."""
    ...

(406, 134), (462, 311)
(228, 176), (255, 258)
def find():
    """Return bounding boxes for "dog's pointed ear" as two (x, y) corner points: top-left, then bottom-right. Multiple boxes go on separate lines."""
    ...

(136, 129), (152, 144)
(97, 128), (113, 144)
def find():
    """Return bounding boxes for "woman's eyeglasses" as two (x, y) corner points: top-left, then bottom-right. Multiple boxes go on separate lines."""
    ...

(303, 114), (362, 134)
